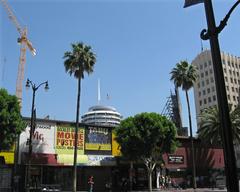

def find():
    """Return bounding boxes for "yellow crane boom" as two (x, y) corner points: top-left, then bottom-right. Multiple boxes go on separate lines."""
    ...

(1, 0), (36, 107)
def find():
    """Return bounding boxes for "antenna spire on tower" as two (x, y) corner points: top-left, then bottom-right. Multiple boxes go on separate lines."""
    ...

(97, 79), (101, 105)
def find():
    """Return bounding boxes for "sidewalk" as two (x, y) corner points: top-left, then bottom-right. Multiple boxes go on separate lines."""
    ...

(62, 188), (227, 192)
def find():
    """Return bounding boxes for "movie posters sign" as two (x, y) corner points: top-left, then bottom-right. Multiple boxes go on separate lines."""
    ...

(55, 125), (84, 155)
(85, 126), (111, 154)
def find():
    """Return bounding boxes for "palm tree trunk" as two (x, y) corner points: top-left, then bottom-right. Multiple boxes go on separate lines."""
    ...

(73, 77), (81, 192)
(185, 90), (197, 189)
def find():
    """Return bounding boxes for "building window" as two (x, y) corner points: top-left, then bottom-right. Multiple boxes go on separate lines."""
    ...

(204, 62), (207, 67)
(229, 70), (232, 75)
(228, 94), (230, 100)
(213, 95), (216, 101)
(232, 62), (234, 67)
(200, 64), (203, 70)
(210, 77), (214, 83)
(210, 69), (213, 74)
(205, 71), (208, 76)
(231, 78), (233, 83)
(207, 88), (210, 93)
(206, 79), (209, 85)
(212, 87), (215, 92)
(208, 97), (212, 103)
(237, 72), (239, 77)
(201, 73), (204, 78)
(233, 95), (236, 101)
(198, 83), (200, 88)
(233, 71), (236, 76)
(202, 81), (205, 86)
(232, 87), (235, 92)
(203, 90), (206, 95)
(228, 61), (231, 66)
(225, 77), (228, 82)
(224, 68), (227, 73)
(226, 86), (229, 91)
(199, 100), (202, 106)
(236, 88), (238, 92)
(234, 78), (237, 84)
(199, 91), (201, 96)
(204, 99), (207, 104)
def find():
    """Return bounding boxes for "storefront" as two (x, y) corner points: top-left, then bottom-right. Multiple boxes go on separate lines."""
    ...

(13, 118), (226, 191)
(18, 118), (117, 191)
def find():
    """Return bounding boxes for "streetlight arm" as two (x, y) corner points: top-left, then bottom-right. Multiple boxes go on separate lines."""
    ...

(201, 0), (240, 40)
(35, 81), (48, 90)
(216, 0), (240, 34)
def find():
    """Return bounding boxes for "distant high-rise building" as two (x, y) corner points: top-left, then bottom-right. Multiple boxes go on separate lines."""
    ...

(192, 50), (240, 128)
(81, 105), (121, 127)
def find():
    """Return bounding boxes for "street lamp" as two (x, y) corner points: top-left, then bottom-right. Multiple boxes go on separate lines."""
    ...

(184, 1), (240, 191)
(200, 1), (240, 192)
(25, 78), (49, 192)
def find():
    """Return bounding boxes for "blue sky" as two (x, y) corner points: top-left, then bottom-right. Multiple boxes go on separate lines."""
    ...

(1, 0), (240, 136)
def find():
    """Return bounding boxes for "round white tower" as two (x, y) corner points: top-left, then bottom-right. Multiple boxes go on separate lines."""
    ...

(81, 105), (122, 127)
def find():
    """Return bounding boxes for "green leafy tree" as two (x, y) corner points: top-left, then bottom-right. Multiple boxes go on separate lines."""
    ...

(63, 42), (96, 192)
(170, 60), (197, 189)
(198, 105), (240, 145)
(115, 112), (178, 192)
(0, 88), (25, 151)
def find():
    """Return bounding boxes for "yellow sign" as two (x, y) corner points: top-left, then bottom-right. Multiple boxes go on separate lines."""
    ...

(55, 126), (84, 155)
(85, 143), (111, 151)
(112, 133), (121, 156)
(0, 151), (14, 164)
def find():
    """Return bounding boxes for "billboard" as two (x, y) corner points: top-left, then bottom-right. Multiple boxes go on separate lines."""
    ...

(19, 121), (55, 154)
(55, 124), (86, 165)
(55, 125), (84, 154)
(19, 120), (115, 165)
(85, 125), (112, 155)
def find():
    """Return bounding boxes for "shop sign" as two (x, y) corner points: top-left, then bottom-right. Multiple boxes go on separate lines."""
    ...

(168, 155), (184, 164)
(86, 155), (116, 166)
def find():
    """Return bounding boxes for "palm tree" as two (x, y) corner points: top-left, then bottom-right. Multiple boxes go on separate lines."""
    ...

(63, 42), (96, 192)
(198, 105), (240, 145)
(170, 60), (197, 189)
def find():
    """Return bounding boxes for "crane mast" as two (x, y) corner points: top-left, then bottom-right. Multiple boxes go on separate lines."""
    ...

(1, 0), (36, 107)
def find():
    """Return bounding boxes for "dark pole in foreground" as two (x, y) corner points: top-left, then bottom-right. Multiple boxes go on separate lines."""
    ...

(201, 0), (239, 191)
(25, 79), (49, 192)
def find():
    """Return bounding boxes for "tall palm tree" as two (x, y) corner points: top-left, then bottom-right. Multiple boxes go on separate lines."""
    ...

(170, 60), (197, 189)
(198, 105), (240, 145)
(63, 42), (96, 192)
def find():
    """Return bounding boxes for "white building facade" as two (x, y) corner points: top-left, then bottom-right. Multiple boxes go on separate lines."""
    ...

(192, 50), (240, 127)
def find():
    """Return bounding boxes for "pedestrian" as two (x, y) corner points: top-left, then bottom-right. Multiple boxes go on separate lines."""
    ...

(88, 175), (94, 192)
(121, 177), (128, 192)
(105, 181), (112, 192)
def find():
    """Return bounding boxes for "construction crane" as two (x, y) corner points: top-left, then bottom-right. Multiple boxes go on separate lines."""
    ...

(1, 0), (36, 107)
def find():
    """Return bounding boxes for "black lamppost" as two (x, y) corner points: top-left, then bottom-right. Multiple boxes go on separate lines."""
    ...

(197, 0), (240, 191)
(25, 78), (49, 192)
